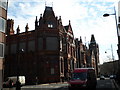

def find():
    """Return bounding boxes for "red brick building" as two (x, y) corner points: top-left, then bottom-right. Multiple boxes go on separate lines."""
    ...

(5, 6), (76, 84)
(89, 34), (99, 76)
(75, 35), (100, 76)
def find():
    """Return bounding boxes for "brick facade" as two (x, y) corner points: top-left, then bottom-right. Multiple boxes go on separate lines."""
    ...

(5, 6), (76, 84)
(0, 0), (8, 89)
(5, 6), (100, 85)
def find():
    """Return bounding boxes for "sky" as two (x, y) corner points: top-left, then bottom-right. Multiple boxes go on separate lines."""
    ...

(7, 0), (120, 64)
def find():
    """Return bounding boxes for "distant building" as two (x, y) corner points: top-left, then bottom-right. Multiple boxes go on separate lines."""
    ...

(88, 34), (99, 76)
(0, 0), (8, 89)
(5, 6), (76, 84)
(75, 34), (100, 76)
(75, 37), (87, 68)
(99, 60), (119, 76)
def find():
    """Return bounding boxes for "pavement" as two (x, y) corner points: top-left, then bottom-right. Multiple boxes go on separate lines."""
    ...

(3, 82), (68, 90)
(114, 80), (120, 90)
(3, 79), (120, 90)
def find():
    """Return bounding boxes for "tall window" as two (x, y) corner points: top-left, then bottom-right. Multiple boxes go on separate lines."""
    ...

(38, 37), (43, 50)
(0, 17), (6, 32)
(60, 40), (62, 51)
(46, 37), (58, 50)
(19, 42), (26, 52)
(10, 43), (16, 54)
(28, 40), (35, 52)
(0, 43), (4, 58)
(0, 0), (7, 10)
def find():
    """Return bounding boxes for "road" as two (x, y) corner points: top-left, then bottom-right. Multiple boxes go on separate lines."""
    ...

(3, 78), (119, 90)
(96, 78), (118, 90)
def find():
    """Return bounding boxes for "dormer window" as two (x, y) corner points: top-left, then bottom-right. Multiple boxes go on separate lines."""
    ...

(47, 21), (54, 28)
(48, 24), (53, 28)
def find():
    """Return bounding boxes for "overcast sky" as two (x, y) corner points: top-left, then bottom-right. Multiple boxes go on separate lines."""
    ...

(7, 0), (119, 64)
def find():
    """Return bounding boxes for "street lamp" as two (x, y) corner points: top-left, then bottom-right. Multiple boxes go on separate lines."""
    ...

(16, 49), (24, 90)
(103, 7), (119, 42)
(103, 7), (120, 74)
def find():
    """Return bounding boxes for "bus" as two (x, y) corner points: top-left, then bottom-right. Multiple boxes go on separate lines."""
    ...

(68, 68), (97, 89)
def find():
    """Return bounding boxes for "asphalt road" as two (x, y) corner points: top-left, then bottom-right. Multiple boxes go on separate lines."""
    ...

(96, 78), (117, 90)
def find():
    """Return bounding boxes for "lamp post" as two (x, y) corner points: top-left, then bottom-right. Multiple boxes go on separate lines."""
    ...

(16, 49), (24, 90)
(103, 7), (120, 58)
(103, 7), (120, 75)
(103, 7), (119, 42)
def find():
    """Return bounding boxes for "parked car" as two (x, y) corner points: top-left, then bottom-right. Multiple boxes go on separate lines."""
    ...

(3, 78), (14, 88)
(109, 75), (116, 79)
(3, 76), (25, 88)
(100, 75), (105, 80)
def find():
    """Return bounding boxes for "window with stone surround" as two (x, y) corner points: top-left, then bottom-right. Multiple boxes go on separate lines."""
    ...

(19, 42), (26, 52)
(10, 43), (16, 54)
(0, 0), (7, 10)
(38, 37), (43, 50)
(46, 37), (58, 50)
(28, 40), (35, 52)
(0, 17), (6, 33)
(0, 43), (4, 58)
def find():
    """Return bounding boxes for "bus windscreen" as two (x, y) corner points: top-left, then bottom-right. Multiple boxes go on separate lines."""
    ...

(71, 72), (87, 81)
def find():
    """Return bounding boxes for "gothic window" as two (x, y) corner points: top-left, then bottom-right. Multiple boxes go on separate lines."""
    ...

(60, 59), (64, 73)
(60, 40), (62, 51)
(46, 37), (58, 50)
(19, 42), (26, 52)
(28, 40), (35, 52)
(51, 68), (55, 75)
(0, 43), (4, 58)
(0, 17), (6, 33)
(10, 43), (16, 54)
(38, 37), (43, 50)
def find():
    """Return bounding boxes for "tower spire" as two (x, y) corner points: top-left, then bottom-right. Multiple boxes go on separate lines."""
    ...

(80, 36), (82, 43)
(90, 34), (96, 43)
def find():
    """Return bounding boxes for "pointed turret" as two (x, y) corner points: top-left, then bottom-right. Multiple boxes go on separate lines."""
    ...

(35, 16), (38, 29)
(69, 20), (71, 25)
(7, 19), (15, 36)
(59, 16), (62, 24)
(43, 6), (55, 20)
(39, 14), (43, 27)
(16, 25), (20, 34)
(40, 14), (42, 20)
(25, 23), (29, 32)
